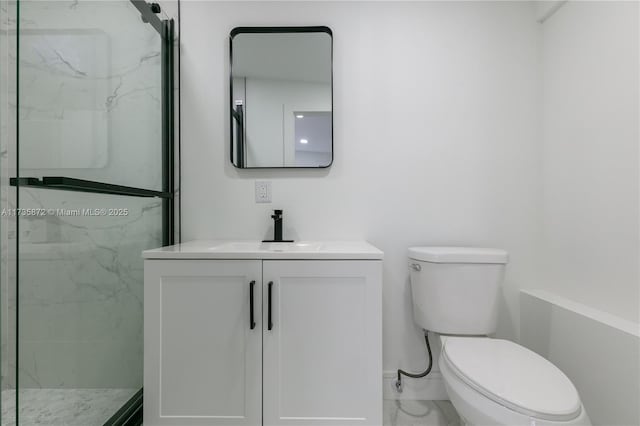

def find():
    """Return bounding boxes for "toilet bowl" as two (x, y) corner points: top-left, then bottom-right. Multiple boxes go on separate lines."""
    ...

(438, 336), (590, 426)
(407, 247), (591, 426)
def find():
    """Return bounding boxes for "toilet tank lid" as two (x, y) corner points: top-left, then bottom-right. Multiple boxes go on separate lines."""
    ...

(408, 247), (508, 264)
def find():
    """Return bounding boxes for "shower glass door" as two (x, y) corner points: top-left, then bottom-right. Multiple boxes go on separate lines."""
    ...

(4, 1), (175, 424)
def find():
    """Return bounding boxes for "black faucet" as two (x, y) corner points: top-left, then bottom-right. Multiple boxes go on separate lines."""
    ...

(263, 209), (293, 242)
(272, 210), (283, 241)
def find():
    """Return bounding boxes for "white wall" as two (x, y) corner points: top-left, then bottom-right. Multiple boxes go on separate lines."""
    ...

(539, 1), (639, 323)
(180, 0), (541, 391)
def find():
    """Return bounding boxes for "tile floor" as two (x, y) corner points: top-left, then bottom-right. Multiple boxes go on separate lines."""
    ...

(383, 399), (461, 426)
(1, 392), (459, 426)
(1, 388), (137, 426)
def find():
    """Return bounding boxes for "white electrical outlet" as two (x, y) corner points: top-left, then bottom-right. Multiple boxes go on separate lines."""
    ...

(255, 181), (272, 203)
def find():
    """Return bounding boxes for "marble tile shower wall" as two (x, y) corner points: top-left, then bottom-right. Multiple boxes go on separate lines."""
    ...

(0, 0), (176, 389)
(17, 0), (163, 189)
(0, 0), (17, 389)
(18, 190), (162, 388)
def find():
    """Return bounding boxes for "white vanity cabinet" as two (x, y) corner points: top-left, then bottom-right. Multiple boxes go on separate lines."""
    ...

(144, 259), (263, 426)
(143, 241), (383, 426)
(262, 260), (382, 426)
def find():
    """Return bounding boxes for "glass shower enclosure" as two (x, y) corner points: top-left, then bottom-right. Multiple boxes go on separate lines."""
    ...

(1, 0), (176, 424)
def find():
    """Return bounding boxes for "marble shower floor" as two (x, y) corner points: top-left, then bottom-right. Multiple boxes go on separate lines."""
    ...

(383, 400), (461, 426)
(1, 388), (137, 426)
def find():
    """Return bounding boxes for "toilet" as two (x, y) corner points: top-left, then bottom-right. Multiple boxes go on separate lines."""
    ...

(408, 247), (591, 426)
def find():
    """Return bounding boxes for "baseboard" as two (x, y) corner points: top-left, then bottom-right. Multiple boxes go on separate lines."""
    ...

(383, 371), (448, 400)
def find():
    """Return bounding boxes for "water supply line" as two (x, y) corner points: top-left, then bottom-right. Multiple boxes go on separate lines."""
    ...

(395, 330), (433, 393)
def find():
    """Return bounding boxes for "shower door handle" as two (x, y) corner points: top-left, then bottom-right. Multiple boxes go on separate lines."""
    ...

(249, 280), (256, 330)
(267, 281), (273, 330)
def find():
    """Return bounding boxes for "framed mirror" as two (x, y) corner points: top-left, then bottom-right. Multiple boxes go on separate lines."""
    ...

(230, 27), (333, 168)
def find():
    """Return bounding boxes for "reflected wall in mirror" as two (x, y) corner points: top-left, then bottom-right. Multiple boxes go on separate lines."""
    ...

(230, 27), (333, 168)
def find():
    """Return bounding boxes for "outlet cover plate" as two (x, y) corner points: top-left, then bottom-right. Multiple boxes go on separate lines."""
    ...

(255, 181), (272, 203)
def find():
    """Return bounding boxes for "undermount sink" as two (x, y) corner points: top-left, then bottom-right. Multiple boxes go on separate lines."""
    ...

(209, 241), (323, 252)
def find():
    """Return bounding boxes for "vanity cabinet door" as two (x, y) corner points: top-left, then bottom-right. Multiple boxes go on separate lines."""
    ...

(144, 260), (262, 426)
(262, 260), (382, 426)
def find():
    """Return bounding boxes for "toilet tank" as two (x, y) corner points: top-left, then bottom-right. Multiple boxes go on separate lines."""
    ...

(408, 247), (508, 335)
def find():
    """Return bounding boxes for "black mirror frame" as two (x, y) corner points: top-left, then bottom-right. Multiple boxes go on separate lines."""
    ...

(229, 26), (334, 169)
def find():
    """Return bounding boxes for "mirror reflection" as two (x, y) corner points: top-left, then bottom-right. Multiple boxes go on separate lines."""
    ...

(230, 27), (333, 168)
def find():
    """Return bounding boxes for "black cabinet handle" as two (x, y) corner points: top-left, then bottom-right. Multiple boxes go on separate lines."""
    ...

(268, 281), (273, 330)
(249, 280), (256, 330)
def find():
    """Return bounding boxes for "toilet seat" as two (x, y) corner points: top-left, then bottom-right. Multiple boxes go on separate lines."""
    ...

(441, 337), (582, 422)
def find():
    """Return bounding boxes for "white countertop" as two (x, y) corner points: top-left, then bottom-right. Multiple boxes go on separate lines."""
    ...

(143, 240), (384, 260)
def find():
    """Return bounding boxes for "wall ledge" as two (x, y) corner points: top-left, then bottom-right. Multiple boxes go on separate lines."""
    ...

(521, 289), (639, 338)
